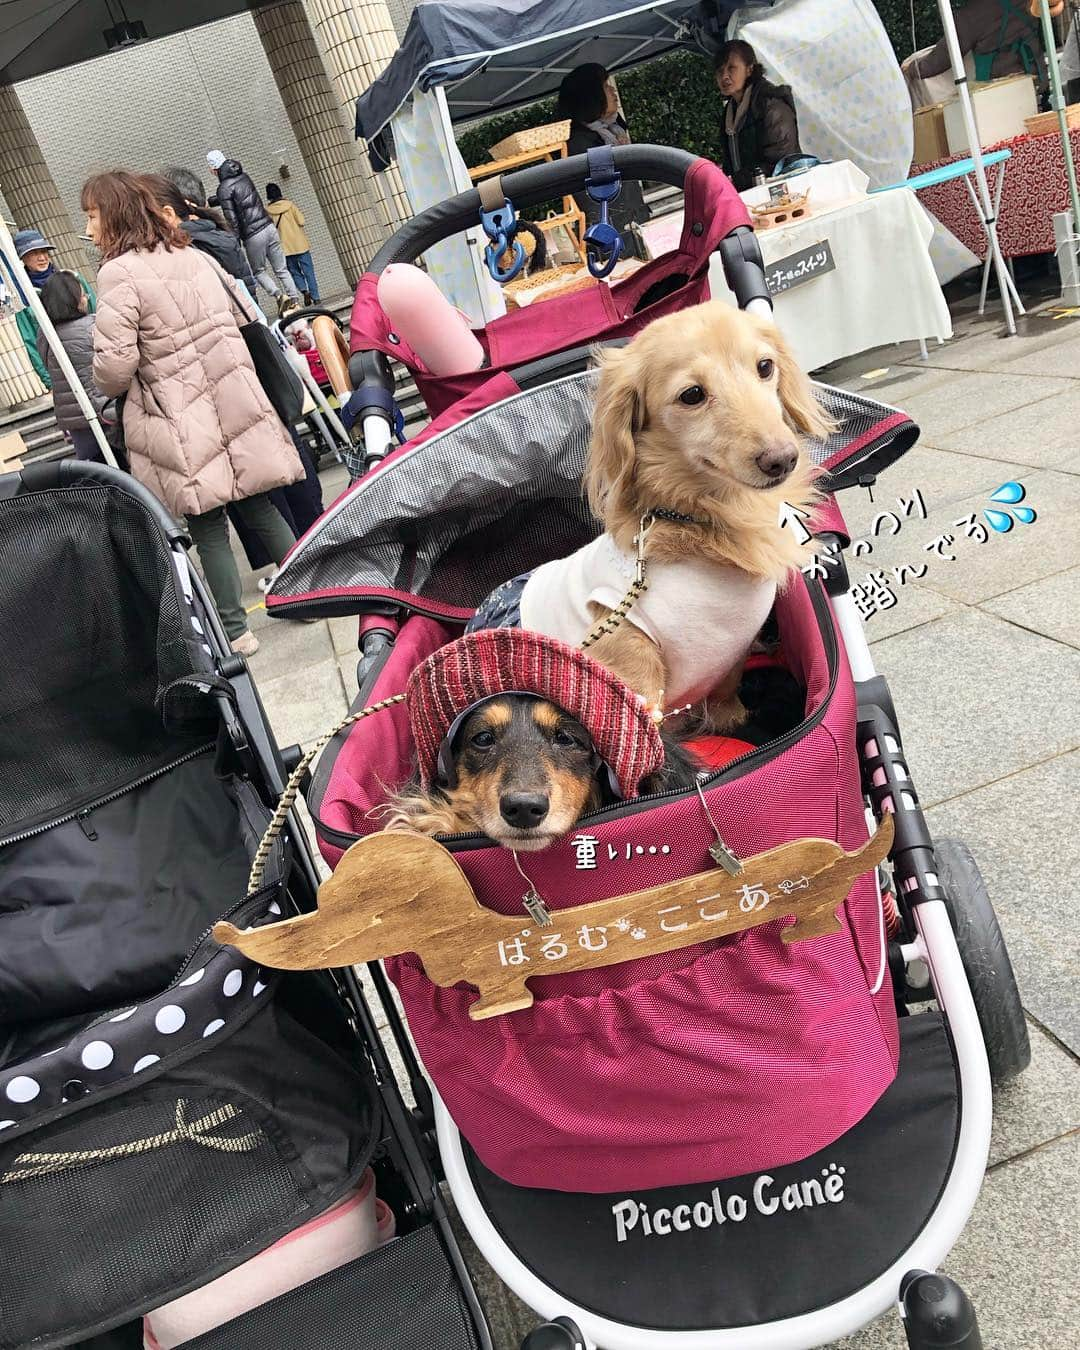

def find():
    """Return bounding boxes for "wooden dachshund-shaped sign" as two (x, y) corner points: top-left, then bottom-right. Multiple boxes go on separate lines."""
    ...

(216, 817), (893, 1020)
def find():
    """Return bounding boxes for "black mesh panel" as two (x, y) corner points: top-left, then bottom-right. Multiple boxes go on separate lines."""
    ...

(181, 1226), (482, 1350)
(0, 486), (206, 840)
(0, 1090), (304, 1349)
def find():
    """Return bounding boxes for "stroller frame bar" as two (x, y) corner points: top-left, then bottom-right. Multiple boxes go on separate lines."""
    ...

(433, 588), (992, 1350)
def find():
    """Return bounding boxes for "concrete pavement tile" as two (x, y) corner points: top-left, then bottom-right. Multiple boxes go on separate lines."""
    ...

(864, 584), (963, 645)
(256, 656), (347, 751)
(993, 331), (1080, 379)
(902, 470), (1080, 605)
(1053, 449), (1080, 474)
(926, 751), (1080, 1055)
(837, 1136), (1080, 1349)
(932, 385), (1080, 468)
(990, 925), (1080, 1059)
(981, 566), (1080, 649)
(829, 360), (962, 405)
(989, 1019), (1080, 1166)
(870, 611), (1080, 807)
(328, 614), (360, 657)
(245, 616), (332, 683)
(337, 651), (359, 703)
(895, 372), (1069, 440)
(839, 446), (1030, 545)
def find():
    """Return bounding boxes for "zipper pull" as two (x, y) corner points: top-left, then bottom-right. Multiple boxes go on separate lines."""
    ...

(76, 808), (98, 841)
(512, 851), (552, 926)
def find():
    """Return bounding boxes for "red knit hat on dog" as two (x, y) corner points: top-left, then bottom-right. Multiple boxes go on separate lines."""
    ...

(406, 628), (665, 799)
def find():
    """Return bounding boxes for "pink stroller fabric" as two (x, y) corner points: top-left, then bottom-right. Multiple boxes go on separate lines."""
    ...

(349, 157), (752, 419)
(315, 574), (899, 1194)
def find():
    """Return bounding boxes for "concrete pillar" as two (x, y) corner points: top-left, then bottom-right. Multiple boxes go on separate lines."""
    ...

(303, 0), (412, 235)
(253, 1), (383, 286)
(0, 84), (92, 278)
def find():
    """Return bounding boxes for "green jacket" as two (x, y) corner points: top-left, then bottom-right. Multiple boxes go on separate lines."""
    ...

(16, 272), (96, 389)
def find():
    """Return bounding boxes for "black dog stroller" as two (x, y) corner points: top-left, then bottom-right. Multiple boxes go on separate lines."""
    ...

(262, 147), (1031, 1349)
(0, 460), (490, 1350)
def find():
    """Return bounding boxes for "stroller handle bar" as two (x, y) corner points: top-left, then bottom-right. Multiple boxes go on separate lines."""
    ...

(370, 144), (735, 273)
(10, 458), (190, 547)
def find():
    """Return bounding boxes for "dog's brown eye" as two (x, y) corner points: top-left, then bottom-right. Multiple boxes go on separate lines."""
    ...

(469, 730), (496, 749)
(757, 357), (776, 380)
(553, 728), (582, 749)
(678, 385), (706, 406)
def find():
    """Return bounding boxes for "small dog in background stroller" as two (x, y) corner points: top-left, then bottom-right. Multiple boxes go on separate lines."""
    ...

(255, 145), (1029, 1350)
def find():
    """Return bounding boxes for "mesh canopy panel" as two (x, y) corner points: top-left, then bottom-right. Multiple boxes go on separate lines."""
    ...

(269, 373), (916, 618)
(0, 485), (207, 841)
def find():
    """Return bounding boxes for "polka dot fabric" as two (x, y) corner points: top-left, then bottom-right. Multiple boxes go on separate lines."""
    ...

(0, 896), (277, 1133)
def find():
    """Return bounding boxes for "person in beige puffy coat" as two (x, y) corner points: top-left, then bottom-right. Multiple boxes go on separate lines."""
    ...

(85, 170), (304, 656)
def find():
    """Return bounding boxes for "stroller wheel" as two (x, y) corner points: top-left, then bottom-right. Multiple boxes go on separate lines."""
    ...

(899, 1270), (982, 1348)
(934, 838), (1030, 1084)
(522, 1317), (586, 1350)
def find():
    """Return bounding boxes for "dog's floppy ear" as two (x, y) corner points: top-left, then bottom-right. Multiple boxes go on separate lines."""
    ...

(774, 329), (833, 443)
(585, 343), (643, 523)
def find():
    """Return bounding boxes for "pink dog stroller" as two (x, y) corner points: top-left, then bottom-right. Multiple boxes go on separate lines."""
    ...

(264, 146), (1028, 1349)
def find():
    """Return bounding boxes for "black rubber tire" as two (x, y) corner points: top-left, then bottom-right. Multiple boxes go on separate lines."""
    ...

(935, 838), (1030, 1085)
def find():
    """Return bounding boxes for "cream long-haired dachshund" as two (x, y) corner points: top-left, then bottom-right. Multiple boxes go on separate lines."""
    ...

(515, 300), (831, 730)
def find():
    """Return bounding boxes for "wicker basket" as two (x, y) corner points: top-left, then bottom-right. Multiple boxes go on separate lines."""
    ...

(489, 120), (572, 159)
(1024, 105), (1080, 137)
(503, 265), (599, 311)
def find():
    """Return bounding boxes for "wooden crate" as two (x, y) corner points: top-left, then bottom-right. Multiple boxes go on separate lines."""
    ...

(0, 430), (28, 471)
(1024, 104), (1080, 137)
(489, 120), (571, 159)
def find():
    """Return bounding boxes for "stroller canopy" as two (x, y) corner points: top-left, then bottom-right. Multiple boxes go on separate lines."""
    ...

(354, 0), (772, 144)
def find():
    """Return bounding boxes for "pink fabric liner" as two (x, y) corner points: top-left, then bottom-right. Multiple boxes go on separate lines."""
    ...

(350, 158), (751, 418)
(314, 578), (899, 1193)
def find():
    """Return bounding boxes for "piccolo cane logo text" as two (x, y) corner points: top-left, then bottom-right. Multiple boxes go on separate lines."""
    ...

(612, 1163), (847, 1243)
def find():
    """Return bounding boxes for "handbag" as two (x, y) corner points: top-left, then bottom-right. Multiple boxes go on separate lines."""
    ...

(211, 267), (304, 427)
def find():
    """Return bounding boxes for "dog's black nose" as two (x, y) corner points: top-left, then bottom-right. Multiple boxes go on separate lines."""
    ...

(500, 792), (550, 829)
(756, 445), (798, 480)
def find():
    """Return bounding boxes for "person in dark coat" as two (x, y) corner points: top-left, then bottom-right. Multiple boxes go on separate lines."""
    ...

(714, 40), (802, 189)
(556, 63), (646, 261)
(36, 271), (107, 461)
(148, 174), (262, 305)
(206, 150), (300, 310)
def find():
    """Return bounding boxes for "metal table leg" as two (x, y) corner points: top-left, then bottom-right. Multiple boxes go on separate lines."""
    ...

(965, 162), (1025, 318)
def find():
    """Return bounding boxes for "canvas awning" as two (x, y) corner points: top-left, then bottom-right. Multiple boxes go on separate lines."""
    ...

(354, 0), (768, 144)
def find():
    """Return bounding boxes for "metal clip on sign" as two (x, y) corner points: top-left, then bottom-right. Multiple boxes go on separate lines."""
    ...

(584, 146), (623, 280)
(481, 197), (526, 283)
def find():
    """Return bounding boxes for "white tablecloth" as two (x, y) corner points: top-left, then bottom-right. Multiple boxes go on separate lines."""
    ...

(707, 188), (952, 372)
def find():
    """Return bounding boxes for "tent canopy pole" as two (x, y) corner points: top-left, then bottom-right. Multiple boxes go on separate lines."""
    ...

(935, 0), (1018, 333)
(1037, 0), (1080, 236)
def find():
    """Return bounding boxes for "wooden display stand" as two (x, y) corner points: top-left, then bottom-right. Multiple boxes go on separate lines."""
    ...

(217, 818), (893, 1021)
(469, 139), (587, 264)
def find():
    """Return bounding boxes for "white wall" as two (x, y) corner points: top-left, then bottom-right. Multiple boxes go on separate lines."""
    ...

(14, 12), (350, 298)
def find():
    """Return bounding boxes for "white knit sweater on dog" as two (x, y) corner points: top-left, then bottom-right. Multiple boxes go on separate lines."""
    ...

(519, 534), (775, 707)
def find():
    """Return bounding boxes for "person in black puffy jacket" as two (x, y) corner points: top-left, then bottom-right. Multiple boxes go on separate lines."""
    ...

(206, 150), (300, 310)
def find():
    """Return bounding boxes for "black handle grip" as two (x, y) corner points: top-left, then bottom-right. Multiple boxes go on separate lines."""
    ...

(369, 144), (699, 274)
(13, 459), (189, 545)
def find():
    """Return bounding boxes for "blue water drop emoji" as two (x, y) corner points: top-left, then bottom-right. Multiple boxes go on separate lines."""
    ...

(1012, 506), (1036, 525)
(983, 508), (1014, 533)
(989, 481), (1025, 504)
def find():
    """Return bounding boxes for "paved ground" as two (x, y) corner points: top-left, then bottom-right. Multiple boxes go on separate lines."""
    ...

(237, 284), (1078, 1349)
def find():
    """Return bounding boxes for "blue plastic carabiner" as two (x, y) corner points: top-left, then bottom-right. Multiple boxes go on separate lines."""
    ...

(480, 197), (527, 283)
(584, 154), (624, 280)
